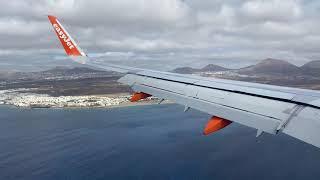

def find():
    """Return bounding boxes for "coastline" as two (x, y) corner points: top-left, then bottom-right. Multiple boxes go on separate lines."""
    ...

(0, 89), (172, 109)
(0, 100), (172, 110)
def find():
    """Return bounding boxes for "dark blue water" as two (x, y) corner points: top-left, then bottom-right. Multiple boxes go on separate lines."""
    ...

(0, 104), (319, 180)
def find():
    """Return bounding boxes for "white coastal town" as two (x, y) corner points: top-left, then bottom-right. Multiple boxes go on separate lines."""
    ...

(0, 89), (156, 108)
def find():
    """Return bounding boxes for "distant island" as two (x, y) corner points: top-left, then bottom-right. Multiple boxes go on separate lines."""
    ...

(173, 58), (320, 76)
(172, 58), (320, 90)
(1, 58), (320, 108)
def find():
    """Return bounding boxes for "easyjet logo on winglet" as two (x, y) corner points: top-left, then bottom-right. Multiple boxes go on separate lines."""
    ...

(53, 24), (75, 50)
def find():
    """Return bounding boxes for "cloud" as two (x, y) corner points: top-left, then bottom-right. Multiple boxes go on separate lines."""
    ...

(1, 0), (320, 71)
(46, 0), (191, 28)
(240, 0), (302, 22)
(0, 18), (48, 36)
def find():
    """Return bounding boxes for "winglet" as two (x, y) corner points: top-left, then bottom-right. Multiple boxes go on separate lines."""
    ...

(48, 15), (87, 64)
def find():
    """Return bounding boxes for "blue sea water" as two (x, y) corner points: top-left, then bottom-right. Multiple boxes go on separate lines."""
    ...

(0, 104), (319, 180)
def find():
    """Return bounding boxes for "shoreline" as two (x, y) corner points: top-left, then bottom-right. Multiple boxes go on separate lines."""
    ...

(0, 100), (172, 109)
(0, 89), (173, 109)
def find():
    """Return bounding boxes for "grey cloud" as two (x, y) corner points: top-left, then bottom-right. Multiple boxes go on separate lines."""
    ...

(240, 0), (302, 22)
(1, 0), (320, 71)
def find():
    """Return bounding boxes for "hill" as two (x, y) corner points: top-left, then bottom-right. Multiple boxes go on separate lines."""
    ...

(172, 58), (320, 77)
(237, 58), (301, 75)
(172, 64), (229, 74)
(201, 64), (229, 72)
(172, 67), (201, 74)
(301, 60), (320, 76)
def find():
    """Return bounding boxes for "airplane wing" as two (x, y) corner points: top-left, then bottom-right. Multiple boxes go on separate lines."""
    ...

(48, 15), (320, 148)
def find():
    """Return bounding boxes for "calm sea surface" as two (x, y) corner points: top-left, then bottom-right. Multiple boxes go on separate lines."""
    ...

(0, 104), (319, 180)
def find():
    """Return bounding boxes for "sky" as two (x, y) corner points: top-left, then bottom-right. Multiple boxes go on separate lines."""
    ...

(2, 0), (320, 71)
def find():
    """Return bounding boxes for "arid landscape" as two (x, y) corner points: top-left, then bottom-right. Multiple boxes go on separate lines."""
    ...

(0, 66), (131, 96)
(1, 58), (320, 108)
(173, 58), (320, 90)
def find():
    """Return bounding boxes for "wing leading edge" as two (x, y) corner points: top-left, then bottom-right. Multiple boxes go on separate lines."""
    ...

(48, 15), (320, 149)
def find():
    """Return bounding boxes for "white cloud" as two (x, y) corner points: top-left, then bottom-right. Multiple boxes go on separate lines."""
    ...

(1, 0), (320, 71)
(0, 18), (48, 36)
(46, 0), (191, 28)
(241, 0), (302, 22)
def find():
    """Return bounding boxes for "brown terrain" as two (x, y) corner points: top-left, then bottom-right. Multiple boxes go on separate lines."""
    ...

(0, 66), (131, 96)
(1, 58), (320, 96)
(173, 58), (320, 90)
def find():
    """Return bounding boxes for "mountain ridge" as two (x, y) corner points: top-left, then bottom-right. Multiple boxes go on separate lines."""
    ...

(2, 59), (320, 79)
(237, 58), (301, 75)
(172, 59), (320, 76)
(172, 64), (229, 74)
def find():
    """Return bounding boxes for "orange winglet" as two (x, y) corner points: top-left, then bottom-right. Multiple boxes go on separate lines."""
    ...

(203, 116), (232, 135)
(130, 92), (152, 102)
(48, 15), (83, 56)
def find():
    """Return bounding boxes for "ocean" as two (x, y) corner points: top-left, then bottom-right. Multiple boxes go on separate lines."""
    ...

(0, 104), (319, 180)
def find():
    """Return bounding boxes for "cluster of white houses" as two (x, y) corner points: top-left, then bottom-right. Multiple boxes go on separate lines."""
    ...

(0, 89), (130, 108)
